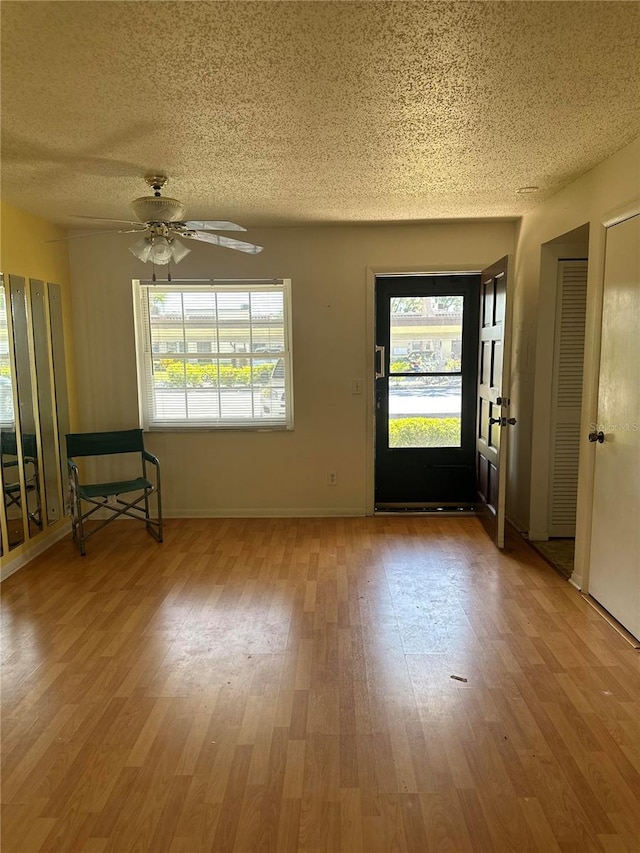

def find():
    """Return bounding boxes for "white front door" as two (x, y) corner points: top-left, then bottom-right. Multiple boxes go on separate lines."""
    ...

(588, 213), (640, 640)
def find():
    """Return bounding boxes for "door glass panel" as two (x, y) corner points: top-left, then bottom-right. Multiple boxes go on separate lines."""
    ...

(390, 295), (463, 373)
(388, 376), (462, 448)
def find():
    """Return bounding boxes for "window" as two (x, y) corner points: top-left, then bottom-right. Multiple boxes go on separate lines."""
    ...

(134, 280), (293, 430)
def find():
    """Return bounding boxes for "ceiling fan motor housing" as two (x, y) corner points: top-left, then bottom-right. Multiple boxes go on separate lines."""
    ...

(130, 195), (186, 223)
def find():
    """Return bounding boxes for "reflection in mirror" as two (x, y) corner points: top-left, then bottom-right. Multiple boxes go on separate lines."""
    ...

(2, 429), (40, 548)
(30, 280), (61, 523)
(8, 274), (42, 542)
(1, 274), (20, 553)
(1, 276), (69, 557)
(48, 283), (70, 507)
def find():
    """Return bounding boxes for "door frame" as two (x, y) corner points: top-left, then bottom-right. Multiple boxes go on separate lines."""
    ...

(528, 232), (589, 541)
(365, 264), (482, 515)
(374, 274), (480, 508)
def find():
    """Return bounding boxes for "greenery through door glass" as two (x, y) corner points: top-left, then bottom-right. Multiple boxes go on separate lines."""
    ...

(388, 295), (463, 448)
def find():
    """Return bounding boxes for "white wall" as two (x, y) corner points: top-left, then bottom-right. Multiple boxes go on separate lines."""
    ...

(511, 136), (640, 586)
(69, 221), (515, 516)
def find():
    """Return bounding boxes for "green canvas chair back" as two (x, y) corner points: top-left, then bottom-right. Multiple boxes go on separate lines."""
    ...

(66, 428), (145, 458)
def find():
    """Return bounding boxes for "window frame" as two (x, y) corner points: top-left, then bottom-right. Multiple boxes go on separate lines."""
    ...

(133, 279), (294, 431)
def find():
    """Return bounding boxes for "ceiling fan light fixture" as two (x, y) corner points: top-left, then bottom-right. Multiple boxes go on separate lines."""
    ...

(129, 235), (190, 266)
(130, 195), (186, 223)
(76, 177), (262, 261)
(148, 236), (173, 265)
(170, 238), (191, 263)
(129, 235), (153, 262)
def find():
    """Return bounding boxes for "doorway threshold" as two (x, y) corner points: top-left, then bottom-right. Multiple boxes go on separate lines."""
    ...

(375, 503), (476, 516)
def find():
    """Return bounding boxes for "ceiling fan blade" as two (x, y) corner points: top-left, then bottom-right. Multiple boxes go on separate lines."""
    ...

(182, 220), (247, 232)
(45, 228), (145, 243)
(184, 231), (263, 254)
(72, 215), (145, 226)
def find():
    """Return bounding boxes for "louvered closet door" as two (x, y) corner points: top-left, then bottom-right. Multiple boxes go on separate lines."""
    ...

(548, 260), (588, 536)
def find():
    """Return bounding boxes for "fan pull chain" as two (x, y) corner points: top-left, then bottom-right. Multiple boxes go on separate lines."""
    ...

(150, 261), (172, 282)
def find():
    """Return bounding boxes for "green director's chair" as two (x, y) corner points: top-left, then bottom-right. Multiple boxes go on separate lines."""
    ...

(66, 428), (162, 556)
(2, 431), (42, 534)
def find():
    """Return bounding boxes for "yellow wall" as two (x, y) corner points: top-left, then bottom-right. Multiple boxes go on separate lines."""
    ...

(0, 200), (77, 419)
(0, 201), (77, 569)
(1, 201), (70, 280)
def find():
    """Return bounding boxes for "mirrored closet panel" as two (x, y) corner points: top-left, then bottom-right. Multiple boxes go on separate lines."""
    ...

(0, 273), (70, 559)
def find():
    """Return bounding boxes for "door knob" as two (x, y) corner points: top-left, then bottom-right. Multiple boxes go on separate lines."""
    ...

(489, 416), (517, 426)
(588, 430), (605, 443)
(488, 417), (502, 425)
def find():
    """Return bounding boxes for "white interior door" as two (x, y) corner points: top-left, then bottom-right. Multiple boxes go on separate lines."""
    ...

(588, 213), (640, 640)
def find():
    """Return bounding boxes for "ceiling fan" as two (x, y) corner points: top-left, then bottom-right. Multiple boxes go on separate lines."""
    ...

(53, 174), (263, 274)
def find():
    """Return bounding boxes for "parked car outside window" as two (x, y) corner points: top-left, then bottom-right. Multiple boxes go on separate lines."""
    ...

(262, 358), (286, 417)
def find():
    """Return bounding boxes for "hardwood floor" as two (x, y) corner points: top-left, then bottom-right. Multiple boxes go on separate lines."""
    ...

(2, 516), (639, 852)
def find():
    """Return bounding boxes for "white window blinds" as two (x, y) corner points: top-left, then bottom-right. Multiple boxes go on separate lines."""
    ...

(134, 280), (293, 430)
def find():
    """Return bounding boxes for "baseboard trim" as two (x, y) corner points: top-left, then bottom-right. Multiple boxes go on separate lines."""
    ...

(505, 513), (528, 535)
(569, 574), (582, 591)
(528, 529), (550, 542)
(581, 594), (640, 648)
(1, 523), (70, 582)
(165, 507), (368, 518)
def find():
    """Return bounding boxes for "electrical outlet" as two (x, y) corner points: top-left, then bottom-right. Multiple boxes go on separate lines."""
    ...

(327, 471), (337, 486)
(352, 379), (363, 395)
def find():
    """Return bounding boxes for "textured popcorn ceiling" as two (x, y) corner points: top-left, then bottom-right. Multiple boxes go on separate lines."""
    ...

(1, 1), (639, 228)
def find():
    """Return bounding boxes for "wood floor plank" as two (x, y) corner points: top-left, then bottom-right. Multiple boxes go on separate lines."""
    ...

(2, 516), (639, 851)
